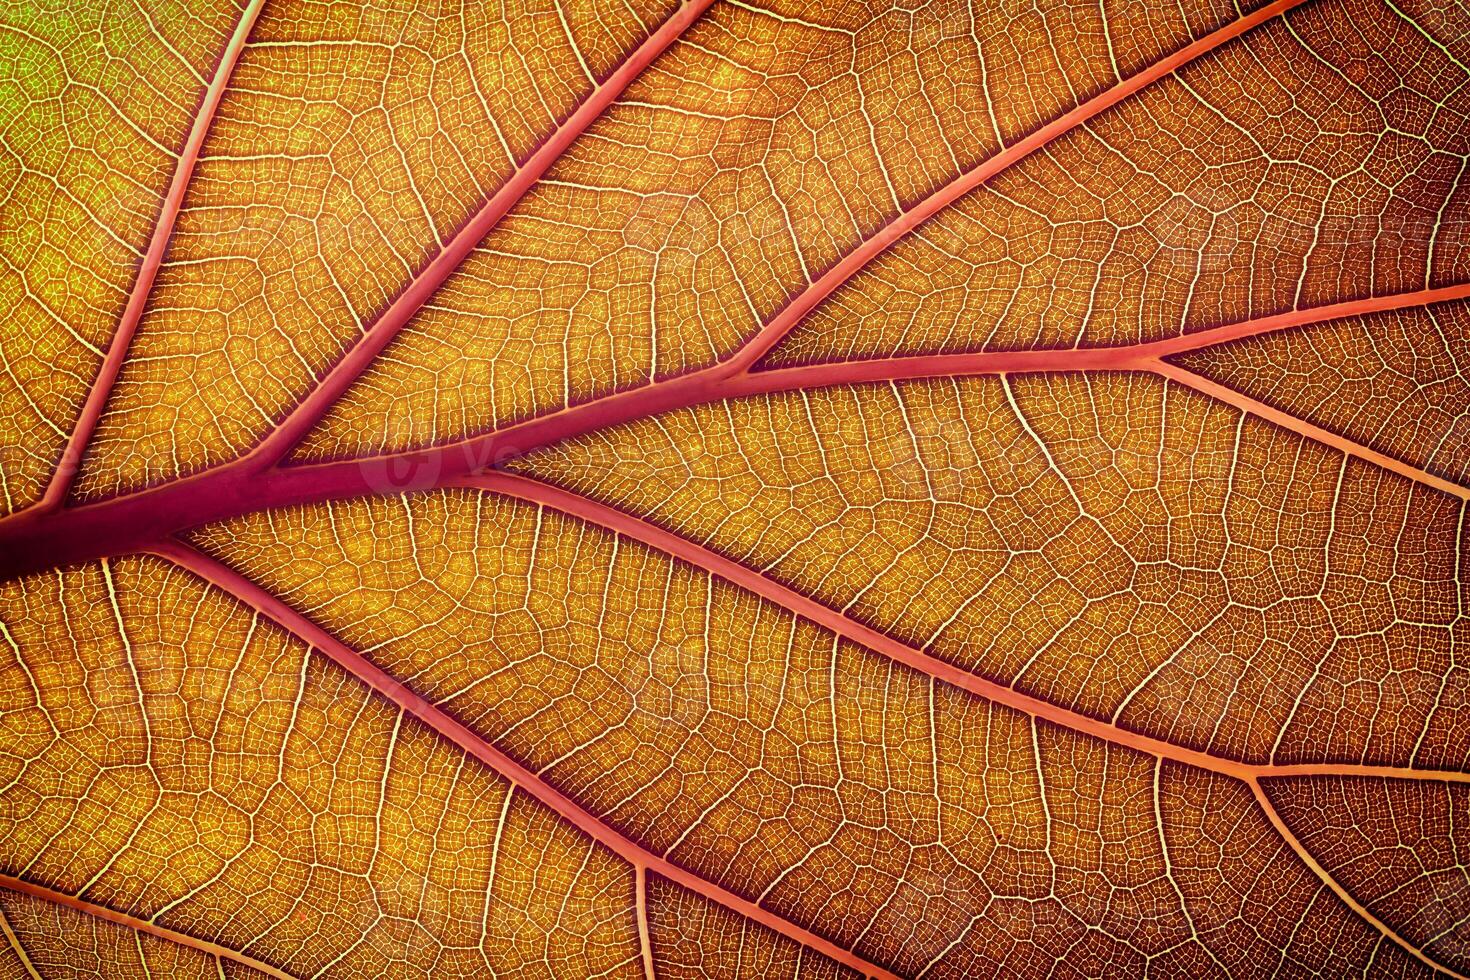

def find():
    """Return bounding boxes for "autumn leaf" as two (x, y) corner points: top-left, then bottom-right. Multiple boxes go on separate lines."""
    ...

(1, 0), (1468, 975)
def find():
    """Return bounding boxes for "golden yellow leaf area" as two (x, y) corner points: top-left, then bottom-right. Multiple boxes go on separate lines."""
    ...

(647, 879), (869, 979)
(520, 374), (1467, 768)
(0, 0), (1468, 976)
(0, 890), (273, 980)
(0, 0), (247, 513)
(74, 0), (679, 497)
(194, 487), (1442, 975)
(1178, 301), (1470, 484)
(0, 559), (641, 979)
(294, 0), (1276, 463)
(769, 0), (1470, 365)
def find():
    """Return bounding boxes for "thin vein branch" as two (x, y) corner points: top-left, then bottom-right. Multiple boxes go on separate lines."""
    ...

(739, 282), (1470, 386)
(636, 865), (657, 980)
(1249, 779), (1468, 978)
(0, 905), (39, 980)
(0, 874), (298, 980)
(41, 0), (268, 510)
(1152, 360), (1470, 500)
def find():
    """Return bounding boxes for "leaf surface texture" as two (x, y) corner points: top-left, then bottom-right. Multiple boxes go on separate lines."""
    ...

(1, 0), (1469, 976)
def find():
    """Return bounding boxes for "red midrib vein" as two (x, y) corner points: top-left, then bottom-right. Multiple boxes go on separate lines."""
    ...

(0, 874), (298, 980)
(2, 282), (1466, 582)
(39, 0), (268, 511)
(246, 0), (718, 468)
(725, 0), (1312, 370)
(0, 0), (1331, 576)
(152, 540), (905, 980)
